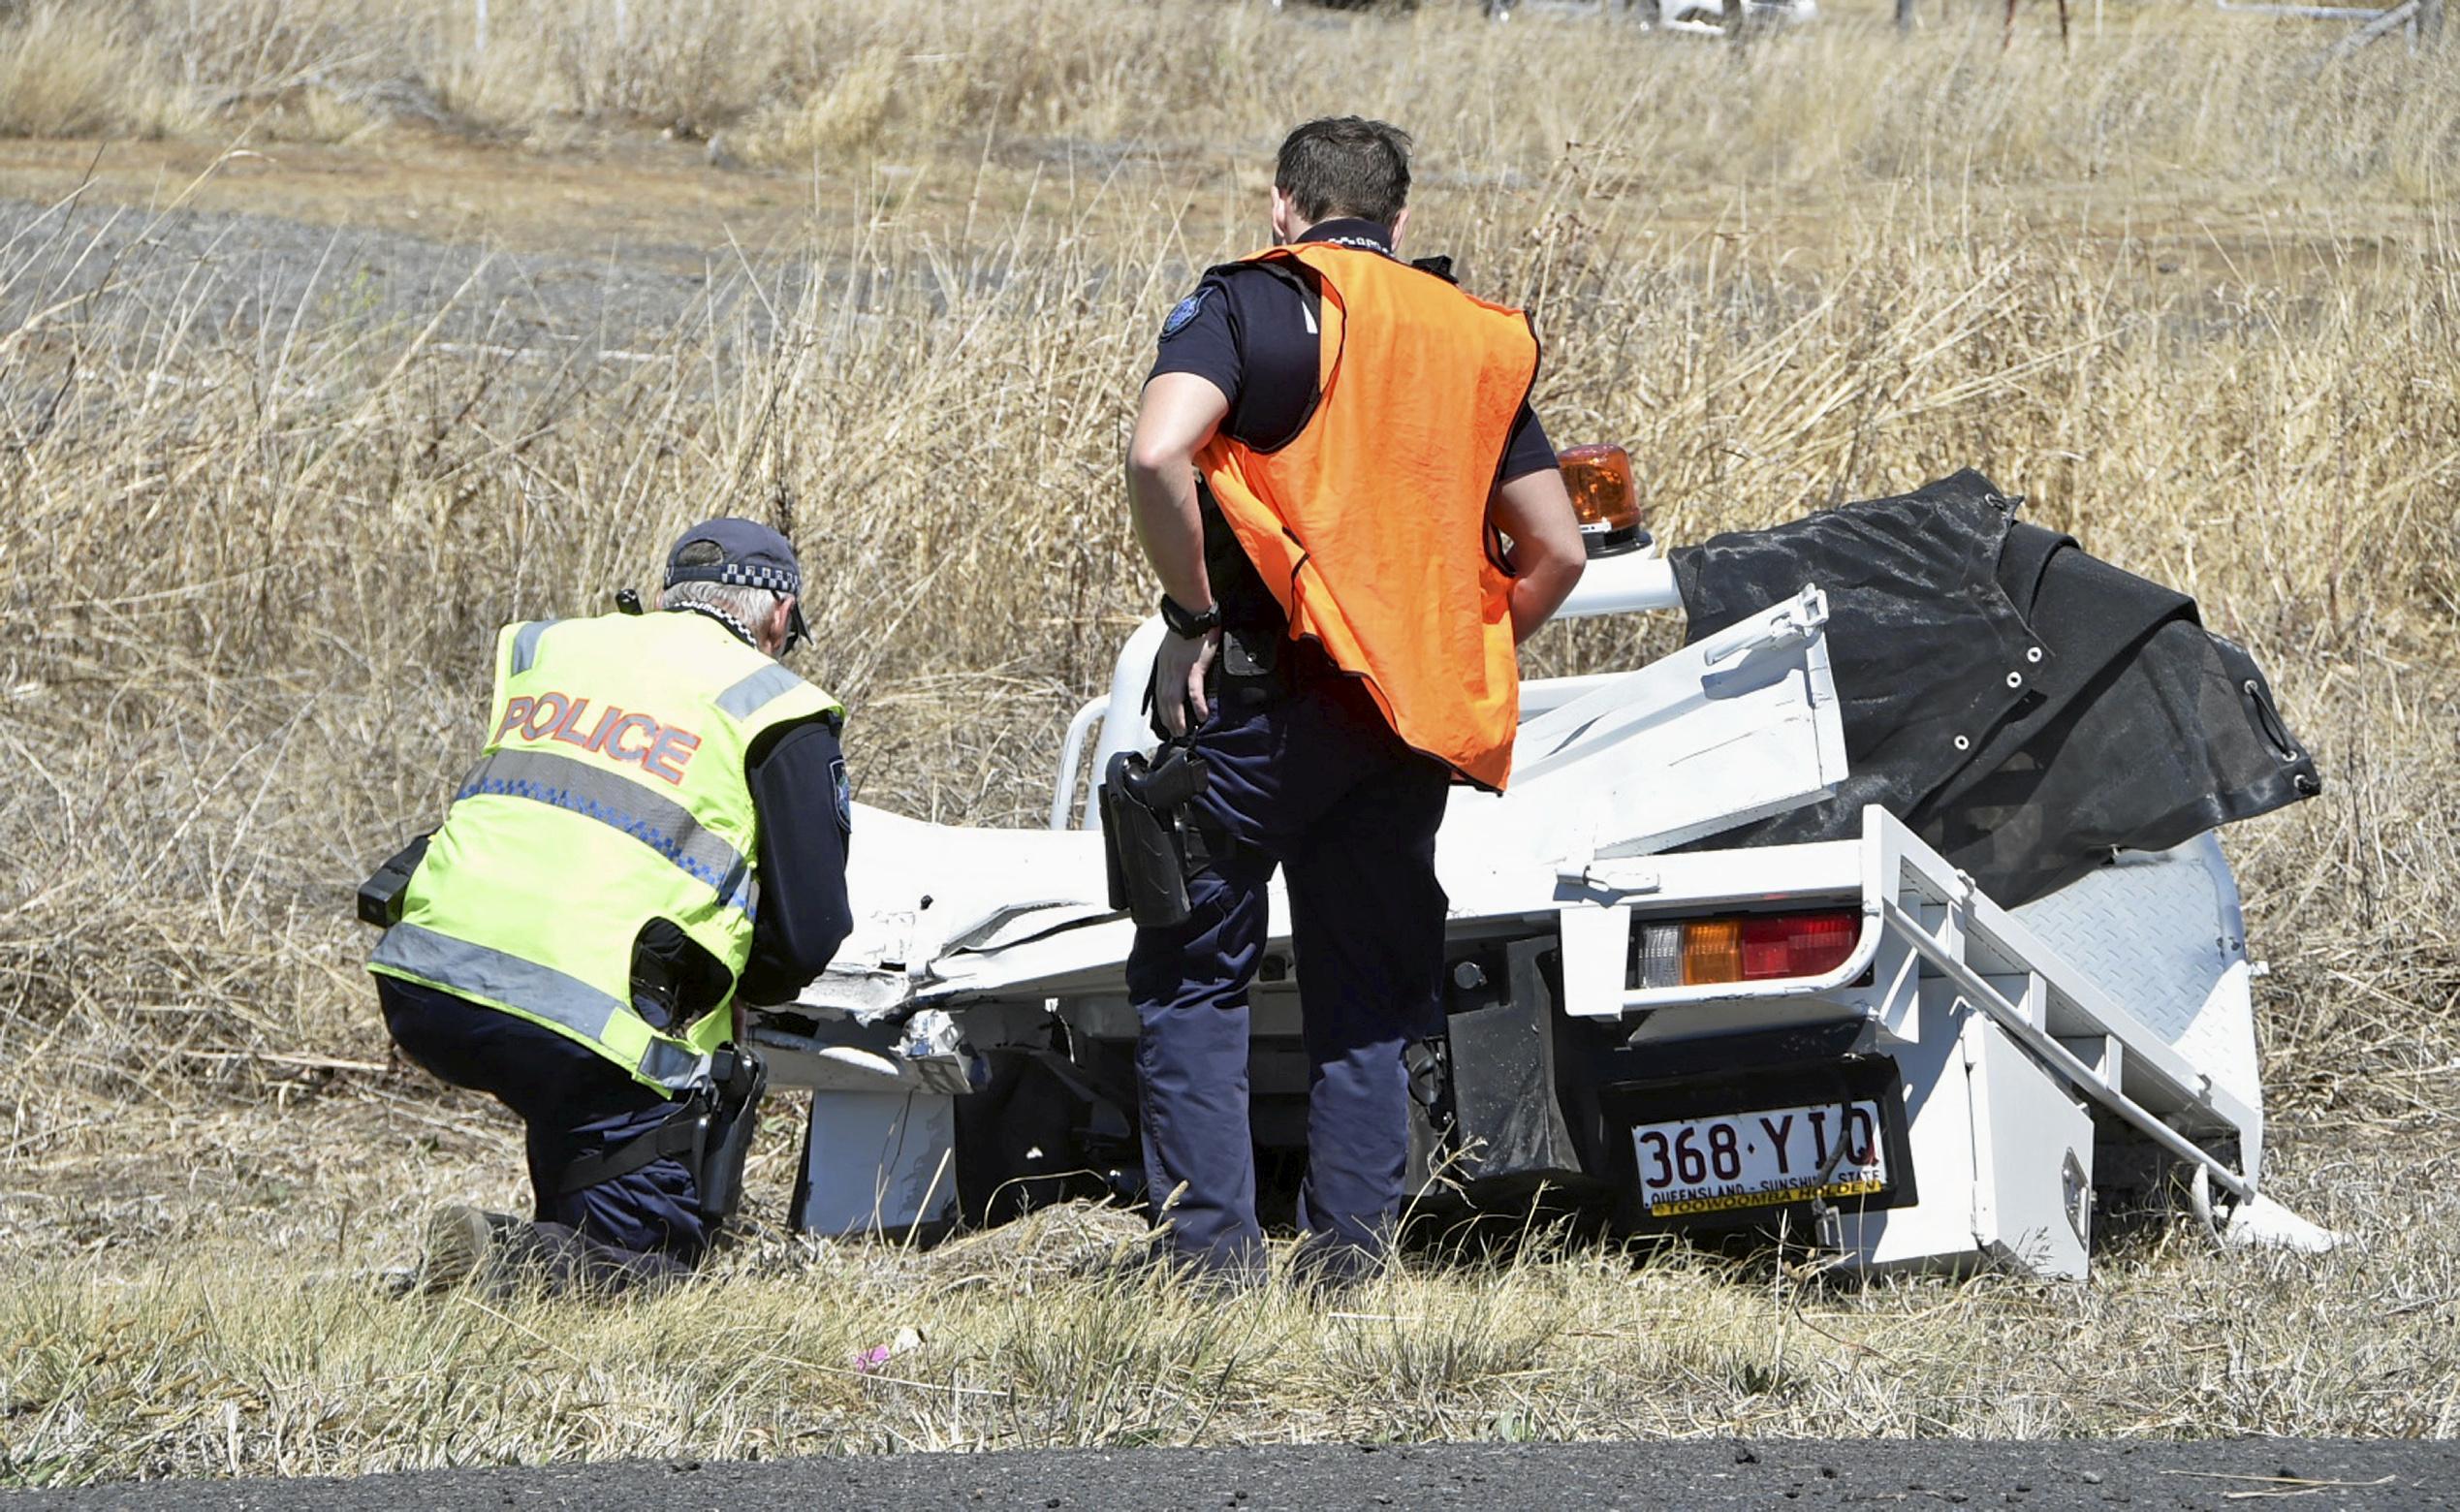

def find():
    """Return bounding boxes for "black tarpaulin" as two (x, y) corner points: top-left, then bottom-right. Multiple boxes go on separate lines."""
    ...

(1669, 470), (2321, 907)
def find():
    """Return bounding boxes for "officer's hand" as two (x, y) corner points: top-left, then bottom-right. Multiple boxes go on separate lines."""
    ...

(1154, 628), (1220, 739)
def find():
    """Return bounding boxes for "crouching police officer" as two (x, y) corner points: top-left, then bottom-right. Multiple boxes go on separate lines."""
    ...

(1120, 118), (1588, 1285)
(364, 520), (854, 1296)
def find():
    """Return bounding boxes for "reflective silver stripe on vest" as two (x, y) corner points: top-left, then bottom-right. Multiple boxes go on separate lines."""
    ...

(714, 662), (805, 719)
(510, 619), (561, 677)
(636, 1036), (705, 1091)
(371, 923), (702, 1091)
(453, 748), (754, 917)
(374, 922), (617, 1038)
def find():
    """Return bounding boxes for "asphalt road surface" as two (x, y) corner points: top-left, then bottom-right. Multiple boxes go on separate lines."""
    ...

(11, 1439), (2458, 1509)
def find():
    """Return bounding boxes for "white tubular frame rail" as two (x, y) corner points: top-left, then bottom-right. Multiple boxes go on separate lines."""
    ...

(1048, 696), (1111, 832)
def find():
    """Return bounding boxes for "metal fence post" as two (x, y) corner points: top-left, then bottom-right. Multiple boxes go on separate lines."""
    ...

(474, 0), (489, 63)
(1897, 0), (1917, 29)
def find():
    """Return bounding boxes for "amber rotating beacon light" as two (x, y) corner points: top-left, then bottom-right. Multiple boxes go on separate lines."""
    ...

(1557, 443), (1646, 559)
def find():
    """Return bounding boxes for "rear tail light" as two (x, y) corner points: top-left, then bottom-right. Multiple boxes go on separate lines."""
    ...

(1636, 909), (1862, 989)
(1558, 443), (1646, 558)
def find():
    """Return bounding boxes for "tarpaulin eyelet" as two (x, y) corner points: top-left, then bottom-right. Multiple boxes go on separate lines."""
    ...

(1953, 735), (1971, 751)
(2005, 672), (2023, 688)
(2026, 646), (2044, 663)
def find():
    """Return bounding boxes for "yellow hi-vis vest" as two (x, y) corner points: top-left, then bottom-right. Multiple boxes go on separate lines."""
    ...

(369, 611), (842, 1093)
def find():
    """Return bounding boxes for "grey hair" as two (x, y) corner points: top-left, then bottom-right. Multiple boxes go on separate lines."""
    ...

(660, 578), (785, 627)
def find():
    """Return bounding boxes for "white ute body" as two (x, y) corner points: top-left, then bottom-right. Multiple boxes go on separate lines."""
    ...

(753, 549), (2307, 1279)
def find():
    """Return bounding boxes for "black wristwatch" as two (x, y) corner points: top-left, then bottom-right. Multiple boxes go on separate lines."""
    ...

(1159, 594), (1222, 639)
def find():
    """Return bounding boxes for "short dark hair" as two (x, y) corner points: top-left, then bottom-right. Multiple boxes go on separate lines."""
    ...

(1275, 116), (1412, 227)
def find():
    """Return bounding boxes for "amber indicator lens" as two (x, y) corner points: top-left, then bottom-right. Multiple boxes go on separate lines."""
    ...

(1557, 442), (1645, 558)
(1679, 918), (1744, 986)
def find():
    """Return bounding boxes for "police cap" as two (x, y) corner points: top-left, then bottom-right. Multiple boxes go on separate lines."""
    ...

(665, 518), (810, 650)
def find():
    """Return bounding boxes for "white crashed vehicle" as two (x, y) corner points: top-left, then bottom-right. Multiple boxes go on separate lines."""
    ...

(750, 468), (2326, 1280)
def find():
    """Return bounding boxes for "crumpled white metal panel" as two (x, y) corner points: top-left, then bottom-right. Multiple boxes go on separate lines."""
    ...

(817, 803), (1110, 988)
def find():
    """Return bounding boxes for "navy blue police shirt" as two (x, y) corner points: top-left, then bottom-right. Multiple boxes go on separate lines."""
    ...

(1146, 220), (1556, 641)
(735, 716), (855, 1005)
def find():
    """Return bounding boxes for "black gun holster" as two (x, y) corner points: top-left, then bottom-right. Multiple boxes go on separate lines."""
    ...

(1099, 744), (1213, 930)
(555, 1045), (769, 1228)
(694, 1045), (769, 1225)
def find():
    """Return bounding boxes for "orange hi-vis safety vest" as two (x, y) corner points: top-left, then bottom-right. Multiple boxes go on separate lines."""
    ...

(1197, 241), (1541, 791)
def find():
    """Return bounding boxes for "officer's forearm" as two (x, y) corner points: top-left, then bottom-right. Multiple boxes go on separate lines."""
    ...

(1508, 553), (1585, 643)
(1493, 468), (1588, 643)
(1126, 454), (1214, 611)
(737, 721), (856, 1006)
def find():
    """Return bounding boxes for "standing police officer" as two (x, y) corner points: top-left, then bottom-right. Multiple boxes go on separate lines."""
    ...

(367, 520), (854, 1296)
(1123, 118), (1587, 1284)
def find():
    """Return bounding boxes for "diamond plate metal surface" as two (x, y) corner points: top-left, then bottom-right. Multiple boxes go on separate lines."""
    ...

(2011, 833), (2259, 1108)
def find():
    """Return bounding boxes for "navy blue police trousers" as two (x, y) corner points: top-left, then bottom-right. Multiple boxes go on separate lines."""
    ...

(378, 975), (704, 1292)
(1127, 646), (1452, 1282)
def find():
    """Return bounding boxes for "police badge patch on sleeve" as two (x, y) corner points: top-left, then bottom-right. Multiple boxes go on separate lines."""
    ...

(1158, 286), (1211, 341)
(831, 759), (853, 835)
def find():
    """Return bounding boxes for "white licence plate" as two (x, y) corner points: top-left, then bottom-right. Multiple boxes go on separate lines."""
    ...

(1631, 1098), (1889, 1217)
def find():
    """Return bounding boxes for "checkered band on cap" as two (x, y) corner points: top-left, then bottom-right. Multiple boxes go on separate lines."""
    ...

(688, 560), (800, 595)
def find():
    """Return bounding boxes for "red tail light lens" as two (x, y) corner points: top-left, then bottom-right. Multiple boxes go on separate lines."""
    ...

(1739, 910), (1860, 980)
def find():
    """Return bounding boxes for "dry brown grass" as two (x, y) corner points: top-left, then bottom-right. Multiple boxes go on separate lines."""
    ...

(3, 0), (2456, 188)
(0, 3), (197, 141)
(0, 0), (2455, 1488)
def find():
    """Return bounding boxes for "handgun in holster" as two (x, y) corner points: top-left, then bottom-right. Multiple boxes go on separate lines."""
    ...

(1098, 742), (1213, 929)
(693, 1044), (769, 1226)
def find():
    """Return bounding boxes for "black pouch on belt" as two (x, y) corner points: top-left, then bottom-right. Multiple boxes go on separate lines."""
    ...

(1099, 743), (1212, 929)
(1218, 624), (1286, 710)
(355, 834), (430, 928)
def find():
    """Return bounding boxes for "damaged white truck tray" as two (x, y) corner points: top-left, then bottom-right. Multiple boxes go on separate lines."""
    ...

(751, 552), (2308, 1279)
